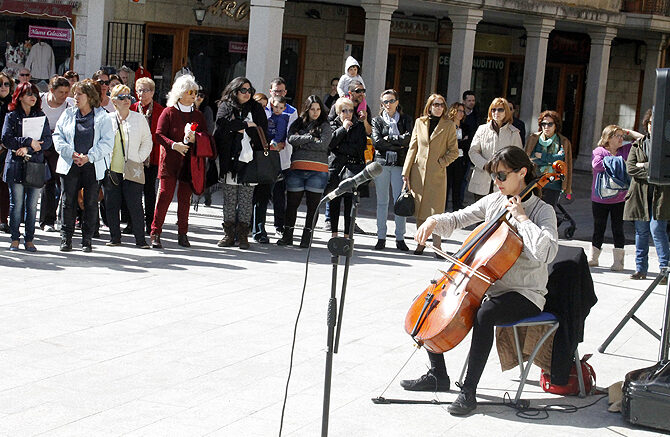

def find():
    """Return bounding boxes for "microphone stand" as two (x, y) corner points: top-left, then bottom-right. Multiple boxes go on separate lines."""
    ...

(321, 188), (360, 437)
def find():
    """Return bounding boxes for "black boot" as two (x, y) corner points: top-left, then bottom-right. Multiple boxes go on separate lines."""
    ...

(374, 239), (386, 250)
(299, 228), (312, 248)
(178, 234), (190, 247)
(400, 369), (450, 392)
(448, 387), (477, 415)
(277, 227), (294, 246)
(60, 236), (72, 252)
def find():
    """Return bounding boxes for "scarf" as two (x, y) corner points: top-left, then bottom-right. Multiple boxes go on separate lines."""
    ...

(538, 133), (560, 155)
(137, 100), (153, 126)
(383, 111), (400, 136)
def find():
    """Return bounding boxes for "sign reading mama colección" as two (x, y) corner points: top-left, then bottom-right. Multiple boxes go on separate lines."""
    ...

(28, 25), (72, 42)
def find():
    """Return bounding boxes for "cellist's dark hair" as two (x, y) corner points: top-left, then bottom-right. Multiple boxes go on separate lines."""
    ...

(484, 146), (541, 197)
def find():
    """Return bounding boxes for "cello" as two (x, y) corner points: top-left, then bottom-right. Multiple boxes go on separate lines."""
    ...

(404, 161), (567, 354)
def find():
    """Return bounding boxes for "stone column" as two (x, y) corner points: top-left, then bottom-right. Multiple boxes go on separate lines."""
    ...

(361, 0), (398, 112)
(247, 0), (286, 93)
(446, 8), (483, 106)
(520, 18), (554, 136)
(639, 35), (666, 129)
(79, 0), (114, 77)
(576, 27), (618, 171)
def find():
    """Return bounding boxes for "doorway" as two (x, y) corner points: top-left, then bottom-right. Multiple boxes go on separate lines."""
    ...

(145, 25), (185, 106)
(542, 64), (585, 156)
(385, 46), (427, 120)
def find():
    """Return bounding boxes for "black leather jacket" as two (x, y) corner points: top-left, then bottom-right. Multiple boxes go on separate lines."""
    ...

(371, 113), (413, 166)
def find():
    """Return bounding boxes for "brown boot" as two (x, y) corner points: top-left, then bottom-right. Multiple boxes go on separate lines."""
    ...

(237, 222), (250, 249)
(217, 222), (236, 247)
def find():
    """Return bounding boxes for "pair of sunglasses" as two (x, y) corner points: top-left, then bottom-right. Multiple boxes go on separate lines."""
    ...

(381, 98), (397, 105)
(238, 87), (253, 94)
(97, 80), (110, 86)
(113, 94), (133, 101)
(489, 169), (520, 182)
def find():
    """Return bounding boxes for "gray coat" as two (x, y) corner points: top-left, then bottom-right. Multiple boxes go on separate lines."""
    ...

(623, 136), (670, 221)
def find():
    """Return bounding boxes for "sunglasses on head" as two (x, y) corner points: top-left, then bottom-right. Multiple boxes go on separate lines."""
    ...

(353, 88), (366, 94)
(238, 87), (252, 94)
(381, 98), (397, 105)
(97, 80), (110, 86)
(113, 94), (133, 101)
(492, 107), (506, 113)
(540, 122), (555, 128)
(489, 169), (519, 182)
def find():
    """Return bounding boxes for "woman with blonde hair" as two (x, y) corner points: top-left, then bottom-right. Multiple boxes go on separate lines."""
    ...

(468, 97), (522, 200)
(402, 93), (459, 255)
(150, 75), (207, 248)
(588, 124), (643, 269)
(103, 84), (153, 248)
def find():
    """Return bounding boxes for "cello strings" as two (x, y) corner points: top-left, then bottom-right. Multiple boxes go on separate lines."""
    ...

(427, 244), (493, 284)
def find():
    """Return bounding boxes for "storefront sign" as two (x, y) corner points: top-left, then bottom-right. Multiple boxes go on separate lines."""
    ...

(28, 25), (71, 42)
(229, 41), (247, 54)
(0, 0), (73, 18)
(438, 55), (505, 71)
(390, 17), (437, 42)
(207, 0), (249, 21)
(548, 31), (590, 64)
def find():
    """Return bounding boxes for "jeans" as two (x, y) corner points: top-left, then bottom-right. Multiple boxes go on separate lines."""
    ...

(60, 162), (99, 244)
(102, 171), (146, 244)
(8, 181), (40, 242)
(591, 201), (625, 249)
(375, 165), (406, 241)
(634, 219), (669, 274)
(427, 292), (539, 389)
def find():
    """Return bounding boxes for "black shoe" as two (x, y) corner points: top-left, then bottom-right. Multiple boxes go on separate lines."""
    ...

(299, 228), (312, 248)
(82, 244), (92, 253)
(400, 370), (450, 392)
(374, 239), (386, 250)
(122, 226), (133, 235)
(136, 240), (151, 249)
(93, 230), (100, 239)
(630, 271), (647, 280)
(254, 234), (270, 244)
(60, 237), (72, 252)
(105, 240), (121, 247)
(448, 387), (477, 416)
(354, 223), (365, 234)
(0, 223), (9, 233)
(277, 227), (294, 246)
(396, 240), (409, 251)
(151, 234), (162, 249)
(178, 234), (190, 248)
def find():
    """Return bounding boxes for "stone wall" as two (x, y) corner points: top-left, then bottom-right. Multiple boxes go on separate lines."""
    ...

(602, 40), (643, 131)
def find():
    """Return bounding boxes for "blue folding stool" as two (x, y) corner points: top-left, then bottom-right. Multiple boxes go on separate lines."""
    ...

(458, 312), (586, 404)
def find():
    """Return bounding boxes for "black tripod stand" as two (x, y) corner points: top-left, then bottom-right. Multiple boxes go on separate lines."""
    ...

(599, 267), (670, 358)
(321, 190), (361, 437)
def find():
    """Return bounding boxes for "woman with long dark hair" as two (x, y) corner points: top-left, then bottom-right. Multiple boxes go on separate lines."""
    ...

(277, 95), (332, 247)
(214, 76), (268, 249)
(0, 72), (15, 233)
(1, 82), (52, 251)
(401, 146), (558, 416)
(372, 89), (413, 251)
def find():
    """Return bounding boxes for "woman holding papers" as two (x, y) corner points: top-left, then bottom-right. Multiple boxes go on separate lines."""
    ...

(0, 82), (52, 252)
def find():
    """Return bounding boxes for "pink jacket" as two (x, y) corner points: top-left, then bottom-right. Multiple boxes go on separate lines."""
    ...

(591, 143), (631, 204)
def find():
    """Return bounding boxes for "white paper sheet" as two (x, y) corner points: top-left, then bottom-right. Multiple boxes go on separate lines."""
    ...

(22, 116), (46, 140)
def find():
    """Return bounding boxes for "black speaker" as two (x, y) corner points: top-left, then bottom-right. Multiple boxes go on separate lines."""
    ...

(649, 68), (670, 184)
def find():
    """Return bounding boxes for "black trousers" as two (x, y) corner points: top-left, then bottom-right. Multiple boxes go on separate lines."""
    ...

(427, 292), (540, 390)
(284, 190), (321, 231)
(252, 182), (273, 238)
(446, 156), (468, 211)
(39, 179), (59, 228)
(102, 171), (146, 244)
(60, 163), (98, 244)
(328, 193), (353, 235)
(143, 164), (159, 233)
(272, 171), (288, 231)
(591, 201), (625, 249)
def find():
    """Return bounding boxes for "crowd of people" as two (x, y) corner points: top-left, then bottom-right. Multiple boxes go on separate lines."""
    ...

(0, 60), (663, 280)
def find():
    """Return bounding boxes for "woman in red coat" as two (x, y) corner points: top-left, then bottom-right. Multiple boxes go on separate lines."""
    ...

(150, 75), (206, 248)
(131, 77), (164, 235)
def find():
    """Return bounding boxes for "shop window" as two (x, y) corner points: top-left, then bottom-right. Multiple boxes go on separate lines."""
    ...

(106, 22), (144, 71)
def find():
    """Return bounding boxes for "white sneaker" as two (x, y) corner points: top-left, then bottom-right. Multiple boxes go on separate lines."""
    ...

(43, 225), (56, 233)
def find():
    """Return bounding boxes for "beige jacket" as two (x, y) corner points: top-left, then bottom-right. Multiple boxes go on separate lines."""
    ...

(467, 122), (523, 195)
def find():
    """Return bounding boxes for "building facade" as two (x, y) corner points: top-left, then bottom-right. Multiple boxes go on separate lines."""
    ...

(3, 0), (670, 170)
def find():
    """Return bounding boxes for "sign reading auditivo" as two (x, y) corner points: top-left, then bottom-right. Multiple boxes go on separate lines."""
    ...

(28, 26), (72, 42)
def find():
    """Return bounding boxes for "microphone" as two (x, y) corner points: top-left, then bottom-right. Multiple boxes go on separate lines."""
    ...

(323, 161), (383, 201)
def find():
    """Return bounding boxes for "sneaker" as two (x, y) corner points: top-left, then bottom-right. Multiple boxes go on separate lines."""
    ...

(43, 224), (56, 233)
(0, 223), (8, 233)
(136, 241), (151, 249)
(374, 239), (386, 250)
(254, 234), (270, 244)
(448, 387), (477, 416)
(396, 240), (409, 251)
(400, 369), (450, 392)
(354, 223), (365, 234)
(105, 240), (122, 247)
(322, 221), (331, 232)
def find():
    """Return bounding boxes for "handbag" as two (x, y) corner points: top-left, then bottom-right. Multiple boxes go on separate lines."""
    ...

(116, 118), (145, 184)
(23, 161), (46, 188)
(240, 126), (281, 185)
(540, 353), (595, 396)
(595, 171), (623, 200)
(394, 186), (415, 217)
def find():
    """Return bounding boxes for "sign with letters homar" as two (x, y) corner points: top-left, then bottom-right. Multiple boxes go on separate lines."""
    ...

(28, 25), (71, 42)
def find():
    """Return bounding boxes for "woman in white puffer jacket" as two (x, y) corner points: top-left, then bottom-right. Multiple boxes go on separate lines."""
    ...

(468, 97), (522, 199)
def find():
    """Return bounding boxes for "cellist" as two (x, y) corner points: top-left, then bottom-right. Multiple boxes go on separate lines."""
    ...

(401, 146), (558, 415)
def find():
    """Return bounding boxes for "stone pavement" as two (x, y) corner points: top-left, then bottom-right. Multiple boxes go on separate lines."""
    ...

(0, 173), (667, 436)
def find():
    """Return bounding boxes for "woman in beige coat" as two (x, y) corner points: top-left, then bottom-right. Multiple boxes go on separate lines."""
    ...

(402, 94), (459, 256)
(468, 97), (522, 199)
